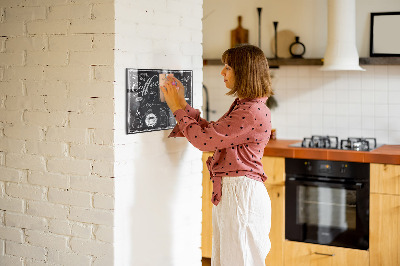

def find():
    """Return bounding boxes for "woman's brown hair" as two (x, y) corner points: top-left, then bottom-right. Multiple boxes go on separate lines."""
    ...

(221, 44), (273, 99)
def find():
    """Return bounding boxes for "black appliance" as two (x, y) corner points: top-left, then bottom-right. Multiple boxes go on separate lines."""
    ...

(285, 158), (370, 250)
(289, 135), (379, 151)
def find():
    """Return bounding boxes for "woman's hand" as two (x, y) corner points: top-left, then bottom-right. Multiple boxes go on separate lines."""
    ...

(160, 77), (185, 113)
(169, 76), (187, 108)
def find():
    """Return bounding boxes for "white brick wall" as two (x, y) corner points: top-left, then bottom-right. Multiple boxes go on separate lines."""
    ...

(114, 0), (203, 265)
(0, 0), (115, 265)
(1, 0), (204, 265)
(5, 213), (48, 231)
(47, 250), (92, 266)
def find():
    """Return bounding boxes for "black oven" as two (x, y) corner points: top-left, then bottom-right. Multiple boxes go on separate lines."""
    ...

(285, 158), (369, 250)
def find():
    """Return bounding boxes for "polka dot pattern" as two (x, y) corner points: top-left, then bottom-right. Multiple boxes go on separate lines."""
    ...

(168, 97), (272, 206)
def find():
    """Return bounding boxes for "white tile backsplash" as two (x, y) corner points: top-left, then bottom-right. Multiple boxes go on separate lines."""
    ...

(286, 77), (299, 89)
(389, 117), (400, 131)
(388, 66), (400, 76)
(375, 130), (389, 144)
(323, 103), (336, 116)
(336, 103), (349, 116)
(361, 77), (375, 91)
(203, 64), (400, 145)
(374, 65), (388, 76)
(348, 90), (362, 104)
(388, 75), (400, 91)
(348, 77), (362, 90)
(362, 89), (375, 103)
(336, 90), (349, 103)
(389, 105), (400, 117)
(375, 104), (389, 117)
(388, 91), (400, 104)
(374, 77), (388, 91)
(298, 77), (311, 89)
(336, 115), (349, 129)
(362, 116), (375, 130)
(361, 104), (374, 117)
(285, 66), (299, 77)
(374, 90), (388, 104)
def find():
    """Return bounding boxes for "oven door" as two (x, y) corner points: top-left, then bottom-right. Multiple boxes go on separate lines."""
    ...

(285, 177), (369, 250)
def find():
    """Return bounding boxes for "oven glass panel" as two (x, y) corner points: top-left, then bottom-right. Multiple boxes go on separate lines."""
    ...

(297, 186), (357, 230)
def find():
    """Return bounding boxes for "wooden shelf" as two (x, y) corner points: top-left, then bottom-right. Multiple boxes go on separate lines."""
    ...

(203, 58), (323, 67)
(268, 58), (323, 67)
(359, 57), (400, 65)
(203, 57), (400, 67)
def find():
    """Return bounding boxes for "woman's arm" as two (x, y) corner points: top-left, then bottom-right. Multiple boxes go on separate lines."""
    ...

(173, 106), (257, 152)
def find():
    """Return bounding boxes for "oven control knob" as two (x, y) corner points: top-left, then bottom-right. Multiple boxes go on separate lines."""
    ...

(304, 162), (312, 171)
(340, 164), (347, 174)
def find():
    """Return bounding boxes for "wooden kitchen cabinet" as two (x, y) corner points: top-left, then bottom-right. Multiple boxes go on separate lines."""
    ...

(370, 163), (400, 266)
(201, 154), (286, 266)
(261, 156), (285, 266)
(284, 241), (369, 266)
(370, 163), (400, 195)
(202, 152), (213, 258)
(264, 184), (285, 266)
(370, 193), (400, 266)
(261, 156), (285, 185)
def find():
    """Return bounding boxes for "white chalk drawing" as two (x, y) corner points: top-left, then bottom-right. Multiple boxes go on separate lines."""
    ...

(145, 113), (157, 127)
(126, 68), (193, 134)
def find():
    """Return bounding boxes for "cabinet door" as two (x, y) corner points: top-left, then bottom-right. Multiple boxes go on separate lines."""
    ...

(370, 164), (400, 195)
(284, 241), (369, 266)
(370, 193), (400, 266)
(264, 184), (284, 266)
(261, 156), (285, 185)
(202, 152), (213, 258)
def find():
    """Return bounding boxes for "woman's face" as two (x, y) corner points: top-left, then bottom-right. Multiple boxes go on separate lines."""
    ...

(220, 64), (235, 89)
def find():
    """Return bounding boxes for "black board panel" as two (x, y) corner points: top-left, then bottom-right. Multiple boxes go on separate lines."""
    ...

(126, 68), (193, 134)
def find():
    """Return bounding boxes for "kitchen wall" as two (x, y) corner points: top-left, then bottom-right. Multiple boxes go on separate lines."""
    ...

(271, 65), (400, 144)
(204, 0), (400, 59)
(113, 0), (203, 266)
(0, 0), (115, 265)
(203, 0), (400, 144)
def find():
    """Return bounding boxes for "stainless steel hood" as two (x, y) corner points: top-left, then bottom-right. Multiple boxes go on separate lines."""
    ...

(320, 0), (365, 71)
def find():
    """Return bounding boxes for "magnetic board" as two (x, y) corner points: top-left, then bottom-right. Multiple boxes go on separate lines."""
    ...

(126, 68), (193, 134)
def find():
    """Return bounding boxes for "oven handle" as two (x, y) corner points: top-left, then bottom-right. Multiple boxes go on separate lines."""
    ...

(286, 177), (364, 189)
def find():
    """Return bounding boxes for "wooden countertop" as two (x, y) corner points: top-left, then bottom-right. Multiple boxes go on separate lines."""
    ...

(263, 139), (400, 165)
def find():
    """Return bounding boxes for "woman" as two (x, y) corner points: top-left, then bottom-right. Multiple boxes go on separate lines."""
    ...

(161, 44), (273, 266)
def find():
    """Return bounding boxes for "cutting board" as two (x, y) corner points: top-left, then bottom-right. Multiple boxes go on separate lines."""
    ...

(231, 16), (249, 48)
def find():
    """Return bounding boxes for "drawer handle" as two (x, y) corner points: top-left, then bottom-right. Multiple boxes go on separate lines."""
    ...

(314, 252), (335, 257)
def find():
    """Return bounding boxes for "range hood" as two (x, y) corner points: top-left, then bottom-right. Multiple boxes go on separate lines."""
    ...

(320, 0), (365, 71)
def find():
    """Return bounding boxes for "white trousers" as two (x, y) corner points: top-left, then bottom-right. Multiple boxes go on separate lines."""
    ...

(212, 176), (271, 266)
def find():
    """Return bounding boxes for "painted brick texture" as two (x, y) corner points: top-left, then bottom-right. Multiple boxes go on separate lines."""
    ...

(0, 0), (115, 265)
(1, 0), (204, 265)
(114, 0), (203, 265)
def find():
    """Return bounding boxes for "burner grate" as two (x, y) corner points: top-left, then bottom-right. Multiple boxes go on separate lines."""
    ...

(301, 135), (339, 149)
(340, 137), (377, 151)
(296, 136), (378, 151)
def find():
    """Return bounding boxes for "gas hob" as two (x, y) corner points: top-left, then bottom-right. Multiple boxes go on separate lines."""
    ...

(289, 135), (382, 151)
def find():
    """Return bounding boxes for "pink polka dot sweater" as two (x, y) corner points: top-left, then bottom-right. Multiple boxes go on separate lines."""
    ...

(169, 97), (271, 206)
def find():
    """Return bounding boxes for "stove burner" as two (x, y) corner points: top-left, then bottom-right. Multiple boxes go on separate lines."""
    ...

(340, 137), (377, 151)
(301, 135), (339, 149)
(295, 136), (378, 151)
